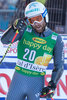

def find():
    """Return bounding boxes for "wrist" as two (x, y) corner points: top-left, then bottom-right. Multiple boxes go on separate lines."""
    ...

(48, 80), (56, 90)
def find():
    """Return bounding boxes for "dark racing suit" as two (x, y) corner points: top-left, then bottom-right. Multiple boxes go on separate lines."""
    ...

(1, 24), (64, 100)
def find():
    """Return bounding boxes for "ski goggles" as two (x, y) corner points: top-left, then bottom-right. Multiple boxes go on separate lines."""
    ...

(28, 14), (43, 25)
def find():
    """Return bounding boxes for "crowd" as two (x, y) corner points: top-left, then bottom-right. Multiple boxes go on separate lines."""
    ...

(0, 0), (17, 9)
(0, 0), (17, 30)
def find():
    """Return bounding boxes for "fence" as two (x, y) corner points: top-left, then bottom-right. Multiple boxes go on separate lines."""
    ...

(0, 0), (67, 32)
(45, 0), (67, 34)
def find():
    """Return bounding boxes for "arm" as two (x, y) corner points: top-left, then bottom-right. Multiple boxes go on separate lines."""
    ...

(1, 19), (26, 44)
(40, 34), (64, 98)
(51, 34), (64, 85)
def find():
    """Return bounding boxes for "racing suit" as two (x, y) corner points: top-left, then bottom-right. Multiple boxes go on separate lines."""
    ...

(1, 24), (64, 100)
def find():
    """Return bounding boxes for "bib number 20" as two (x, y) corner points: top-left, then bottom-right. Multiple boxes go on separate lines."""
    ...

(23, 48), (36, 61)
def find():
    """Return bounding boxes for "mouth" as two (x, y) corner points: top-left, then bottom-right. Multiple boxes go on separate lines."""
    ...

(36, 26), (42, 30)
(35, 25), (41, 28)
(35, 27), (43, 33)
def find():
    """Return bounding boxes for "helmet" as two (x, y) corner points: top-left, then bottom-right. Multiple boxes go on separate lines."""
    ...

(25, 1), (48, 23)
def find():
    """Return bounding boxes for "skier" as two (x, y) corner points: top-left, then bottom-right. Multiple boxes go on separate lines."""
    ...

(1, 1), (64, 100)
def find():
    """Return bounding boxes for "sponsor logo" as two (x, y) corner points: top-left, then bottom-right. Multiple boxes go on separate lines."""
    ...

(51, 35), (57, 40)
(16, 59), (47, 72)
(23, 39), (52, 53)
(23, 38), (41, 49)
(0, 73), (11, 95)
(26, 8), (40, 15)
(32, 37), (46, 44)
(26, 28), (32, 33)
(29, 2), (38, 9)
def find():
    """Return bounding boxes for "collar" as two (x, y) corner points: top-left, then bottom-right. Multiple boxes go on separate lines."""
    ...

(32, 26), (53, 37)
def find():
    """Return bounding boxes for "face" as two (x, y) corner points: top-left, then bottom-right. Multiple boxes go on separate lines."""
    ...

(28, 15), (46, 33)
(32, 19), (46, 33)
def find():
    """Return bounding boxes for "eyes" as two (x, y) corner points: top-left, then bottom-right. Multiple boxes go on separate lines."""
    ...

(28, 15), (43, 24)
(29, 19), (34, 24)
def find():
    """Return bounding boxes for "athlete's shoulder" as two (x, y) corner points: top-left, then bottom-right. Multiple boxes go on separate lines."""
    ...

(54, 34), (64, 51)
(56, 34), (63, 43)
(44, 27), (54, 37)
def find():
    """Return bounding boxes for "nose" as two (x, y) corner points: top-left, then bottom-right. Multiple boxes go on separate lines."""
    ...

(34, 21), (39, 26)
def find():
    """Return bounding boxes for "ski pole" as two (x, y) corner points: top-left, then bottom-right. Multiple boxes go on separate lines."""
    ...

(0, 29), (19, 64)
(51, 98), (54, 100)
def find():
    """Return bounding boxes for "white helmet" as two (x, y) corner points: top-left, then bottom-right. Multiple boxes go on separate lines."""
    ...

(25, 1), (49, 23)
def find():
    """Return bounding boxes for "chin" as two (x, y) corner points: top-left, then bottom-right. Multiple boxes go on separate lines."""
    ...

(36, 29), (43, 33)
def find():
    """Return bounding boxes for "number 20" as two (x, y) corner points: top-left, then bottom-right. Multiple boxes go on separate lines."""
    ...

(23, 48), (36, 61)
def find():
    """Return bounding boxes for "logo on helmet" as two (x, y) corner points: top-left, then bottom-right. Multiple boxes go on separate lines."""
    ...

(29, 2), (38, 9)
(26, 8), (40, 15)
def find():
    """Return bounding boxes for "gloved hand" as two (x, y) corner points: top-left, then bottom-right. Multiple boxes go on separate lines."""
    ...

(12, 18), (27, 30)
(40, 81), (56, 98)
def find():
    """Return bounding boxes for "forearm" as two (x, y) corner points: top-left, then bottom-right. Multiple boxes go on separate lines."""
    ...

(1, 26), (18, 44)
(51, 34), (64, 85)
(51, 64), (64, 85)
(1, 18), (27, 44)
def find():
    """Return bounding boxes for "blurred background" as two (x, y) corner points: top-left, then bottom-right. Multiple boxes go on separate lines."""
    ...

(0, 0), (67, 33)
(0, 1), (67, 100)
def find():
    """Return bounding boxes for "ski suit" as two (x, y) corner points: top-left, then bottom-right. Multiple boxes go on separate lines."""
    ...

(1, 24), (64, 100)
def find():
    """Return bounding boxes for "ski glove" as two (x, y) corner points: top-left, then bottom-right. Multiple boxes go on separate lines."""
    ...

(13, 18), (27, 30)
(40, 81), (56, 98)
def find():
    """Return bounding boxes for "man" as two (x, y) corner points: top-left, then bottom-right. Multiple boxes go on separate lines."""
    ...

(1, 1), (64, 100)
